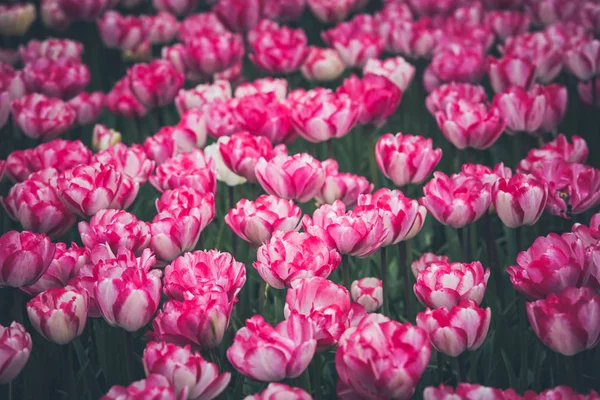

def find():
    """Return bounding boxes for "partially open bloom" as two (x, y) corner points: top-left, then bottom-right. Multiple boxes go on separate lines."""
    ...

(150, 149), (216, 194)
(204, 99), (243, 139)
(213, 0), (261, 32)
(424, 43), (486, 93)
(225, 195), (302, 248)
(97, 10), (146, 51)
(537, 83), (568, 133)
(175, 80), (232, 115)
(425, 82), (487, 117)
(322, 20), (384, 68)
(300, 47), (345, 82)
(518, 134), (588, 174)
(375, 133), (442, 187)
(284, 277), (352, 350)
(102, 374), (180, 400)
(254, 231), (340, 289)
(484, 11), (530, 42)
(235, 78), (287, 100)
(414, 261), (490, 309)
(56, 0), (114, 21)
(316, 161), (372, 207)
(128, 60), (184, 109)
(156, 186), (214, 214)
(153, 0), (199, 16)
(248, 21), (309, 74)
(186, 31), (245, 76)
(507, 232), (588, 299)
(525, 0), (579, 27)
(234, 94), (293, 144)
(11, 93), (76, 141)
(492, 174), (548, 228)
(92, 125), (122, 152)
(41, 0), (71, 31)
(227, 312), (317, 382)
(383, 17), (437, 59)
(307, 0), (353, 23)
(144, 12), (178, 45)
(524, 386), (600, 399)
(245, 384), (311, 400)
(93, 143), (155, 184)
(421, 172), (492, 228)
(0, 322), (32, 384)
(487, 55), (537, 94)
(424, 383), (520, 399)
(105, 76), (149, 119)
(164, 250), (246, 302)
(412, 253), (450, 278)
(501, 31), (563, 83)
(363, 56), (415, 92)
(493, 85), (547, 134)
(0, 231), (55, 288)
(203, 138), (247, 187)
(336, 314), (430, 400)
(19, 38), (83, 65)
(527, 287), (600, 356)
(23, 58), (89, 100)
(351, 277), (383, 312)
(144, 124), (204, 166)
(0, 4), (36, 36)
(68, 91), (104, 126)
(27, 286), (88, 345)
(143, 341), (231, 400)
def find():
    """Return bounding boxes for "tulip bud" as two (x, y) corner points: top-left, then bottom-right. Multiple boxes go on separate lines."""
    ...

(0, 4), (36, 36)
(0, 322), (32, 384)
(492, 174), (548, 228)
(0, 231), (55, 288)
(350, 277), (383, 312)
(363, 56), (415, 92)
(411, 253), (450, 278)
(300, 47), (345, 82)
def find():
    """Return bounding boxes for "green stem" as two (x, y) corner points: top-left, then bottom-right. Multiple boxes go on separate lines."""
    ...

(229, 186), (237, 258)
(468, 351), (478, 383)
(520, 301), (529, 391)
(398, 241), (413, 320)
(342, 254), (351, 291)
(73, 338), (102, 400)
(8, 380), (12, 400)
(312, 354), (321, 400)
(565, 356), (578, 390)
(454, 356), (464, 382)
(380, 247), (390, 317)
(515, 226), (523, 254)
(327, 139), (335, 159)
(457, 227), (467, 262)
(258, 280), (267, 314)
(125, 331), (134, 383)
(485, 213), (504, 307)
(66, 343), (76, 399)
(437, 352), (444, 384)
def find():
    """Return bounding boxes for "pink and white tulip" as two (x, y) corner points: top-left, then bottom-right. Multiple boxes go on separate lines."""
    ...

(0, 231), (55, 288)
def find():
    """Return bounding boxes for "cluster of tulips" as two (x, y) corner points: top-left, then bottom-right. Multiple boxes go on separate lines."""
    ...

(1, 0), (600, 399)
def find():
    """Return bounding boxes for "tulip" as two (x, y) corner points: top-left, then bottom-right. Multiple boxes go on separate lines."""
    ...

(316, 159), (373, 208)
(235, 78), (287, 100)
(245, 384), (312, 400)
(0, 231), (55, 288)
(487, 55), (537, 94)
(563, 38), (600, 82)
(493, 85), (547, 134)
(424, 384), (521, 400)
(175, 80), (232, 115)
(527, 287), (600, 356)
(262, 0), (305, 22)
(307, 0), (354, 24)
(19, 38), (83, 64)
(11, 93), (77, 141)
(78, 209), (150, 255)
(203, 138), (248, 187)
(128, 60), (184, 109)
(518, 134), (588, 174)
(150, 289), (233, 349)
(155, 186), (214, 214)
(461, 163), (513, 190)
(144, 12), (178, 45)
(417, 299), (491, 357)
(41, 0), (71, 31)
(492, 174), (548, 228)
(363, 56), (415, 92)
(22, 58), (89, 100)
(97, 10), (146, 51)
(105, 76), (149, 119)
(501, 31), (563, 84)
(350, 277), (383, 312)
(177, 13), (227, 43)
(423, 43), (486, 93)
(91, 124), (120, 150)
(153, 0), (199, 16)
(484, 11), (530, 42)
(227, 312), (317, 381)
(186, 31), (244, 76)
(0, 4), (36, 36)
(27, 286), (88, 344)
(526, 386), (600, 399)
(164, 250), (246, 301)
(412, 253), (450, 278)
(383, 17), (436, 59)
(149, 149), (216, 194)
(0, 322), (32, 384)
(300, 47), (345, 82)
(507, 232), (588, 299)
(321, 20), (384, 68)
(537, 83), (568, 133)
(336, 314), (430, 400)
(254, 231), (340, 289)
(284, 277), (352, 350)
(224, 195), (302, 248)
(56, 0), (114, 21)
(525, 0), (579, 27)
(143, 341), (231, 400)
(248, 20), (308, 74)
(213, 0), (261, 32)
(102, 374), (180, 400)
(375, 133), (442, 187)
(144, 127), (201, 166)
(68, 91), (104, 126)
(22, 242), (88, 296)
(205, 99), (244, 139)
(93, 143), (155, 184)
(233, 93), (293, 144)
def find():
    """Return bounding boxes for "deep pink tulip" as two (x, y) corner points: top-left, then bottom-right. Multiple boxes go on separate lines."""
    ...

(150, 289), (233, 349)
(420, 172), (492, 228)
(0, 231), (55, 288)
(227, 312), (316, 381)
(300, 47), (345, 82)
(143, 12), (178, 45)
(580, 77), (600, 108)
(212, 0), (261, 32)
(164, 250), (245, 301)
(493, 85), (547, 134)
(524, 386), (600, 400)
(307, 0), (354, 24)
(525, 0), (579, 27)
(351, 277), (383, 312)
(11, 93), (76, 141)
(580, 1), (600, 37)
(93, 143), (155, 184)
(41, 0), (71, 31)
(507, 232), (588, 299)
(19, 38), (83, 64)
(205, 99), (243, 139)
(492, 174), (548, 228)
(177, 13), (227, 43)
(425, 82), (487, 116)
(23, 58), (89, 100)
(536, 83), (568, 133)
(424, 43), (486, 93)
(336, 314), (431, 400)
(363, 56), (415, 92)
(484, 11), (530, 42)
(414, 261), (490, 309)
(375, 132), (442, 187)
(254, 231), (340, 289)
(105, 76), (149, 119)
(56, 0), (113, 21)
(303, 200), (388, 257)
(417, 299), (491, 357)
(234, 93), (294, 144)
(461, 163), (514, 190)
(424, 383), (521, 400)
(2, 178), (76, 239)
(153, 0), (199, 16)
(412, 253), (450, 278)
(384, 17), (437, 59)
(186, 31), (244, 76)
(263, 0), (305, 22)
(155, 186), (213, 214)
(501, 31), (563, 83)
(224, 195), (302, 248)
(0, 322), (32, 384)
(321, 19), (384, 68)
(175, 80), (231, 115)
(0, 4), (36, 36)
(284, 277), (352, 350)
(97, 10), (146, 51)
(518, 134), (588, 174)
(235, 78), (287, 100)
(487, 55), (537, 94)
(248, 20), (308, 74)
(563, 38), (600, 82)
(149, 149), (216, 194)
(316, 159), (372, 207)
(128, 60), (184, 108)
(102, 374), (181, 400)
(143, 125), (203, 166)
(27, 286), (88, 344)
(143, 341), (231, 400)
(245, 383), (312, 400)
(527, 287), (600, 356)
(68, 91), (104, 126)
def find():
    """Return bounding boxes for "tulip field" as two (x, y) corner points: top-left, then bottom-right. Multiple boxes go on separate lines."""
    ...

(2, 0), (600, 399)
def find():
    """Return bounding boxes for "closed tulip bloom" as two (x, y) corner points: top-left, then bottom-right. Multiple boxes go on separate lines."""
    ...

(97, 11), (146, 51)
(151, 289), (233, 349)
(203, 99), (244, 139)
(363, 56), (415, 92)
(417, 300), (491, 357)
(204, 138), (248, 187)
(487, 55), (537, 96)
(248, 21), (308, 74)
(27, 286), (88, 345)
(0, 231), (55, 288)
(57, 0), (114, 21)
(128, 60), (184, 108)
(424, 383), (520, 400)
(153, 0), (199, 16)
(186, 31), (245, 76)
(233, 94), (293, 144)
(375, 133), (442, 187)
(414, 261), (490, 309)
(423, 43), (486, 93)
(307, 0), (354, 24)
(492, 174), (548, 228)
(484, 11), (530, 42)
(420, 172), (492, 228)
(68, 91), (104, 126)
(0, 322), (32, 384)
(175, 80), (231, 116)
(493, 85), (547, 134)
(284, 277), (352, 350)
(143, 12), (178, 45)
(300, 47), (345, 82)
(383, 17), (437, 59)
(41, 0), (71, 31)
(93, 143), (155, 185)
(102, 374), (180, 400)
(23, 58), (89, 100)
(336, 314), (431, 400)
(322, 21), (384, 69)
(518, 134), (588, 174)
(507, 232), (588, 299)
(105, 76), (149, 119)
(316, 159), (372, 208)
(150, 149), (216, 194)
(225, 195), (302, 248)
(164, 250), (246, 301)
(19, 38), (83, 65)
(501, 31), (563, 84)
(245, 383), (311, 400)
(143, 342), (230, 400)
(351, 277), (383, 312)
(564, 38), (600, 82)
(254, 231), (340, 289)
(412, 253), (450, 278)
(525, 0), (579, 26)
(155, 186), (213, 214)
(213, 0), (261, 32)
(227, 312), (317, 381)
(144, 122), (206, 166)
(527, 287), (600, 356)
(435, 100), (505, 150)
(534, 83), (567, 133)
(11, 93), (76, 141)
(0, 4), (36, 36)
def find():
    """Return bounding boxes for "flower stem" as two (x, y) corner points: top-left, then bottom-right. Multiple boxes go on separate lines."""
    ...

(258, 280), (267, 314)
(8, 380), (12, 400)
(312, 354), (321, 400)
(65, 342), (76, 399)
(454, 355), (464, 382)
(519, 300), (529, 391)
(125, 330), (134, 383)
(485, 213), (504, 307)
(515, 226), (523, 254)
(327, 139), (335, 159)
(73, 337), (102, 400)
(437, 352), (444, 384)
(398, 241), (413, 320)
(565, 356), (578, 391)
(380, 247), (390, 317)
(229, 186), (237, 258)
(342, 254), (351, 291)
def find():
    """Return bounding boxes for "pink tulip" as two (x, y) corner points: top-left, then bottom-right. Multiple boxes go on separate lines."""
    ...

(105, 76), (149, 119)
(102, 374), (181, 400)
(150, 289), (233, 349)
(363, 56), (415, 92)
(461, 163), (513, 191)
(336, 314), (430, 400)
(27, 286), (88, 344)
(128, 60), (184, 109)
(143, 341), (231, 400)
(524, 386), (600, 399)
(0, 231), (55, 288)
(245, 383), (311, 400)
(11, 93), (77, 141)
(424, 384), (521, 400)
(501, 31), (563, 83)
(0, 4), (36, 36)
(177, 13), (227, 43)
(424, 43), (486, 93)
(425, 82), (487, 117)
(492, 174), (548, 228)
(186, 31), (244, 76)
(384, 17), (437, 59)
(204, 99), (243, 139)
(537, 83), (568, 133)
(518, 134), (588, 174)
(420, 171), (492, 228)
(78, 209), (150, 255)
(23, 58), (89, 100)
(68, 91), (104, 126)
(149, 149), (216, 194)
(164, 250), (245, 301)
(2, 178), (76, 238)
(351, 277), (383, 312)
(153, 0), (199, 16)
(563, 38), (600, 82)
(284, 277), (352, 350)
(224, 195), (302, 247)
(41, 0), (71, 31)
(234, 93), (294, 144)
(227, 312), (316, 381)
(375, 132), (442, 187)
(307, 0), (354, 24)
(581, 1), (600, 37)
(22, 242), (88, 296)
(321, 19), (384, 68)
(143, 12), (178, 45)
(144, 119), (206, 166)
(213, 0), (261, 32)
(525, 0), (579, 27)
(527, 287), (600, 356)
(0, 322), (32, 384)
(316, 159), (372, 208)
(248, 20), (308, 74)
(155, 186), (213, 213)
(508, 232), (588, 299)
(300, 47), (345, 82)
(254, 231), (340, 289)
(235, 78), (287, 100)
(263, 0), (305, 22)
(93, 143), (155, 184)
(578, 79), (600, 108)
(56, 0), (113, 21)
(97, 10), (146, 51)
(19, 38), (83, 64)
(493, 85), (547, 134)
(412, 253), (450, 278)
(484, 11), (530, 42)
(175, 80), (232, 115)
(487, 55), (537, 94)
(417, 299), (491, 357)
